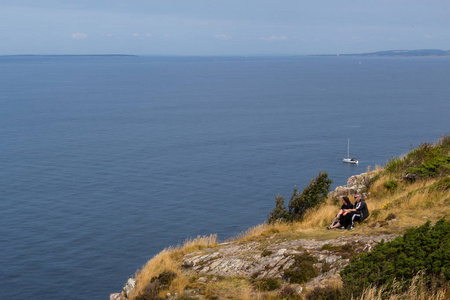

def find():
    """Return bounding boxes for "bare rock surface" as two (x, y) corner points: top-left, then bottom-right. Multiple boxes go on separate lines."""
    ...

(328, 172), (374, 198)
(111, 233), (397, 299)
(110, 293), (125, 300)
(182, 234), (397, 289)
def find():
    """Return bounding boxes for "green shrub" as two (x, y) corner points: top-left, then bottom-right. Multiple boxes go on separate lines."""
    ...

(135, 281), (165, 300)
(321, 262), (331, 273)
(267, 194), (289, 224)
(305, 286), (343, 300)
(384, 135), (450, 179)
(385, 213), (397, 221)
(287, 171), (332, 221)
(283, 253), (318, 284)
(261, 249), (273, 257)
(383, 180), (399, 193)
(385, 156), (405, 174)
(152, 270), (177, 286)
(320, 242), (363, 259)
(370, 209), (381, 219)
(278, 285), (301, 299)
(135, 270), (177, 300)
(340, 218), (450, 298)
(429, 177), (450, 191)
(253, 278), (281, 291)
(405, 156), (450, 179)
(268, 172), (332, 223)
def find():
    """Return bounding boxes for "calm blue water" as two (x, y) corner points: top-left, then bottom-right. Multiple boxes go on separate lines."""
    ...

(0, 56), (449, 299)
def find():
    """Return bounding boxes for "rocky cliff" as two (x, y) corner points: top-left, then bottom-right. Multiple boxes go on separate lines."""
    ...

(110, 173), (396, 300)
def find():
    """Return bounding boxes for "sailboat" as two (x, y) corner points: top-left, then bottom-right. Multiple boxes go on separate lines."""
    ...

(343, 138), (358, 164)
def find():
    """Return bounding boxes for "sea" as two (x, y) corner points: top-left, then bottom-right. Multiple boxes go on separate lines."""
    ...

(0, 55), (449, 299)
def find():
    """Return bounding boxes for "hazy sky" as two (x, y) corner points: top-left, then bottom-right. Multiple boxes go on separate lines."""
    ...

(1, 0), (449, 55)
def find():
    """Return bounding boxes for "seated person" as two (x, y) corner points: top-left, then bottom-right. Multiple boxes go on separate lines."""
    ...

(327, 196), (353, 229)
(342, 194), (370, 230)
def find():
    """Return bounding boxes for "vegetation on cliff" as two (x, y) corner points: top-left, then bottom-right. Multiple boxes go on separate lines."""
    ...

(341, 218), (450, 299)
(268, 171), (332, 224)
(123, 135), (449, 300)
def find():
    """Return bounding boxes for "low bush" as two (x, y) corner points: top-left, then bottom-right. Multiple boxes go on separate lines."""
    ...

(288, 171), (332, 221)
(152, 270), (177, 286)
(283, 253), (318, 284)
(385, 213), (397, 221)
(268, 172), (332, 223)
(320, 242), (363, 259)
(278, 285), (301, 299)
(321, 262), (331, 273)
(134, 281), (165, 300)
(370, 209), (381, 219)
(135, 270), (177, 300)
(267, 194), (289, 224)
(385, 135), (450, 179)
(340, 218), (450, 298)
(305, 286), (342, 300)
(385, 156), (405, 174)
(261, 249), (273, 257)
(429, 177), (450, 191)
(253, 278), (281, 291)
(406, 156), (450, 179)
(383, 180), (398, 193)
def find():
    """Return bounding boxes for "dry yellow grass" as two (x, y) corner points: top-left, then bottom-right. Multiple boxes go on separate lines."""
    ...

(177, 234), (218, 254)
(229, 223), (268, 242)
(203, 277), (257, 299)
(129, 167), (449, 299)
(355, 273), (448, 300)
(227, 176), (449, 244)
(300, 203), (339, 228)
(231, 222), (296, 243)
(129, 234), (217, 299)
(130, 248), (178, 299)
(366, 178), (449, 227)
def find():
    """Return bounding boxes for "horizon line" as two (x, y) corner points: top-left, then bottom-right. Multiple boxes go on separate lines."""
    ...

(2, 49), (450, 58)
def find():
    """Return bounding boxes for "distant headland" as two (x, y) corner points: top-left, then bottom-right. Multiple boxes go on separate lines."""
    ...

(317, 49), (450, 57)
(0, 54), (139, 58)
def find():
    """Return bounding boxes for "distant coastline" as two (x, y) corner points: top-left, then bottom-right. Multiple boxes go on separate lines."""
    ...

(0, 54), (139, 58)
(2, 50), (450, 58)
(315, 49), (450, 57)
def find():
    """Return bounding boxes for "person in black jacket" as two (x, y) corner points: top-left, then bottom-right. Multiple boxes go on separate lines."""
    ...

(344, 194), (370, 230)
(327, 196), (354, 229)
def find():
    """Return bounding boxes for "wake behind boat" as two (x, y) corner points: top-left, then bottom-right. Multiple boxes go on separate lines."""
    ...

(343, 138), (358, 164)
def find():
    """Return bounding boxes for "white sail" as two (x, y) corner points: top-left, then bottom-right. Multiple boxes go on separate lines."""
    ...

(343, 138), (358, 164)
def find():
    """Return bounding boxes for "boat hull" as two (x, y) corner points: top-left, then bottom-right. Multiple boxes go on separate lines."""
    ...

(343, 158), (358, 164)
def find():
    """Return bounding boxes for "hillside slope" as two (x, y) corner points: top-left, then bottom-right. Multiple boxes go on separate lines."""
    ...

(111, 135), (449, 300)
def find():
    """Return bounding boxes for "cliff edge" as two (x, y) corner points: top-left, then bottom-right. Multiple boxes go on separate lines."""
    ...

(111, 135), (449, 300)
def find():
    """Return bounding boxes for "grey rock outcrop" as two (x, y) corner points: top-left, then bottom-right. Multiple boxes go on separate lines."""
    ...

(182, 234), (396, 289)
(328, 172), (374, 198)
(110, 278), (136, 300)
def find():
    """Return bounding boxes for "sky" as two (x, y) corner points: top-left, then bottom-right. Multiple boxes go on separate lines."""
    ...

(1, 0), (449, 55)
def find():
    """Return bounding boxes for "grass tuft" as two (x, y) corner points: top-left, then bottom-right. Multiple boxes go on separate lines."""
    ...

(130, 234), (217, 300)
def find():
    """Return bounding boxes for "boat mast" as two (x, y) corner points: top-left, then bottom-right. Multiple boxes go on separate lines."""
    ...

(347, 138), (350, 158)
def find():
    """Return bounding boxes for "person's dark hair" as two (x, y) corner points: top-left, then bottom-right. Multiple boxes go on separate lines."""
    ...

(342, 196), (351, 205)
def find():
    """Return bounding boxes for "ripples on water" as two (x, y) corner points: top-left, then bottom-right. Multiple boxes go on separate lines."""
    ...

(0, 56), (449, 299)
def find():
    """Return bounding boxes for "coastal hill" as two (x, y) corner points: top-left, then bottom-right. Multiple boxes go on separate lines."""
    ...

(319, 49), (450, 57)
(111, 135), (450, 300)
